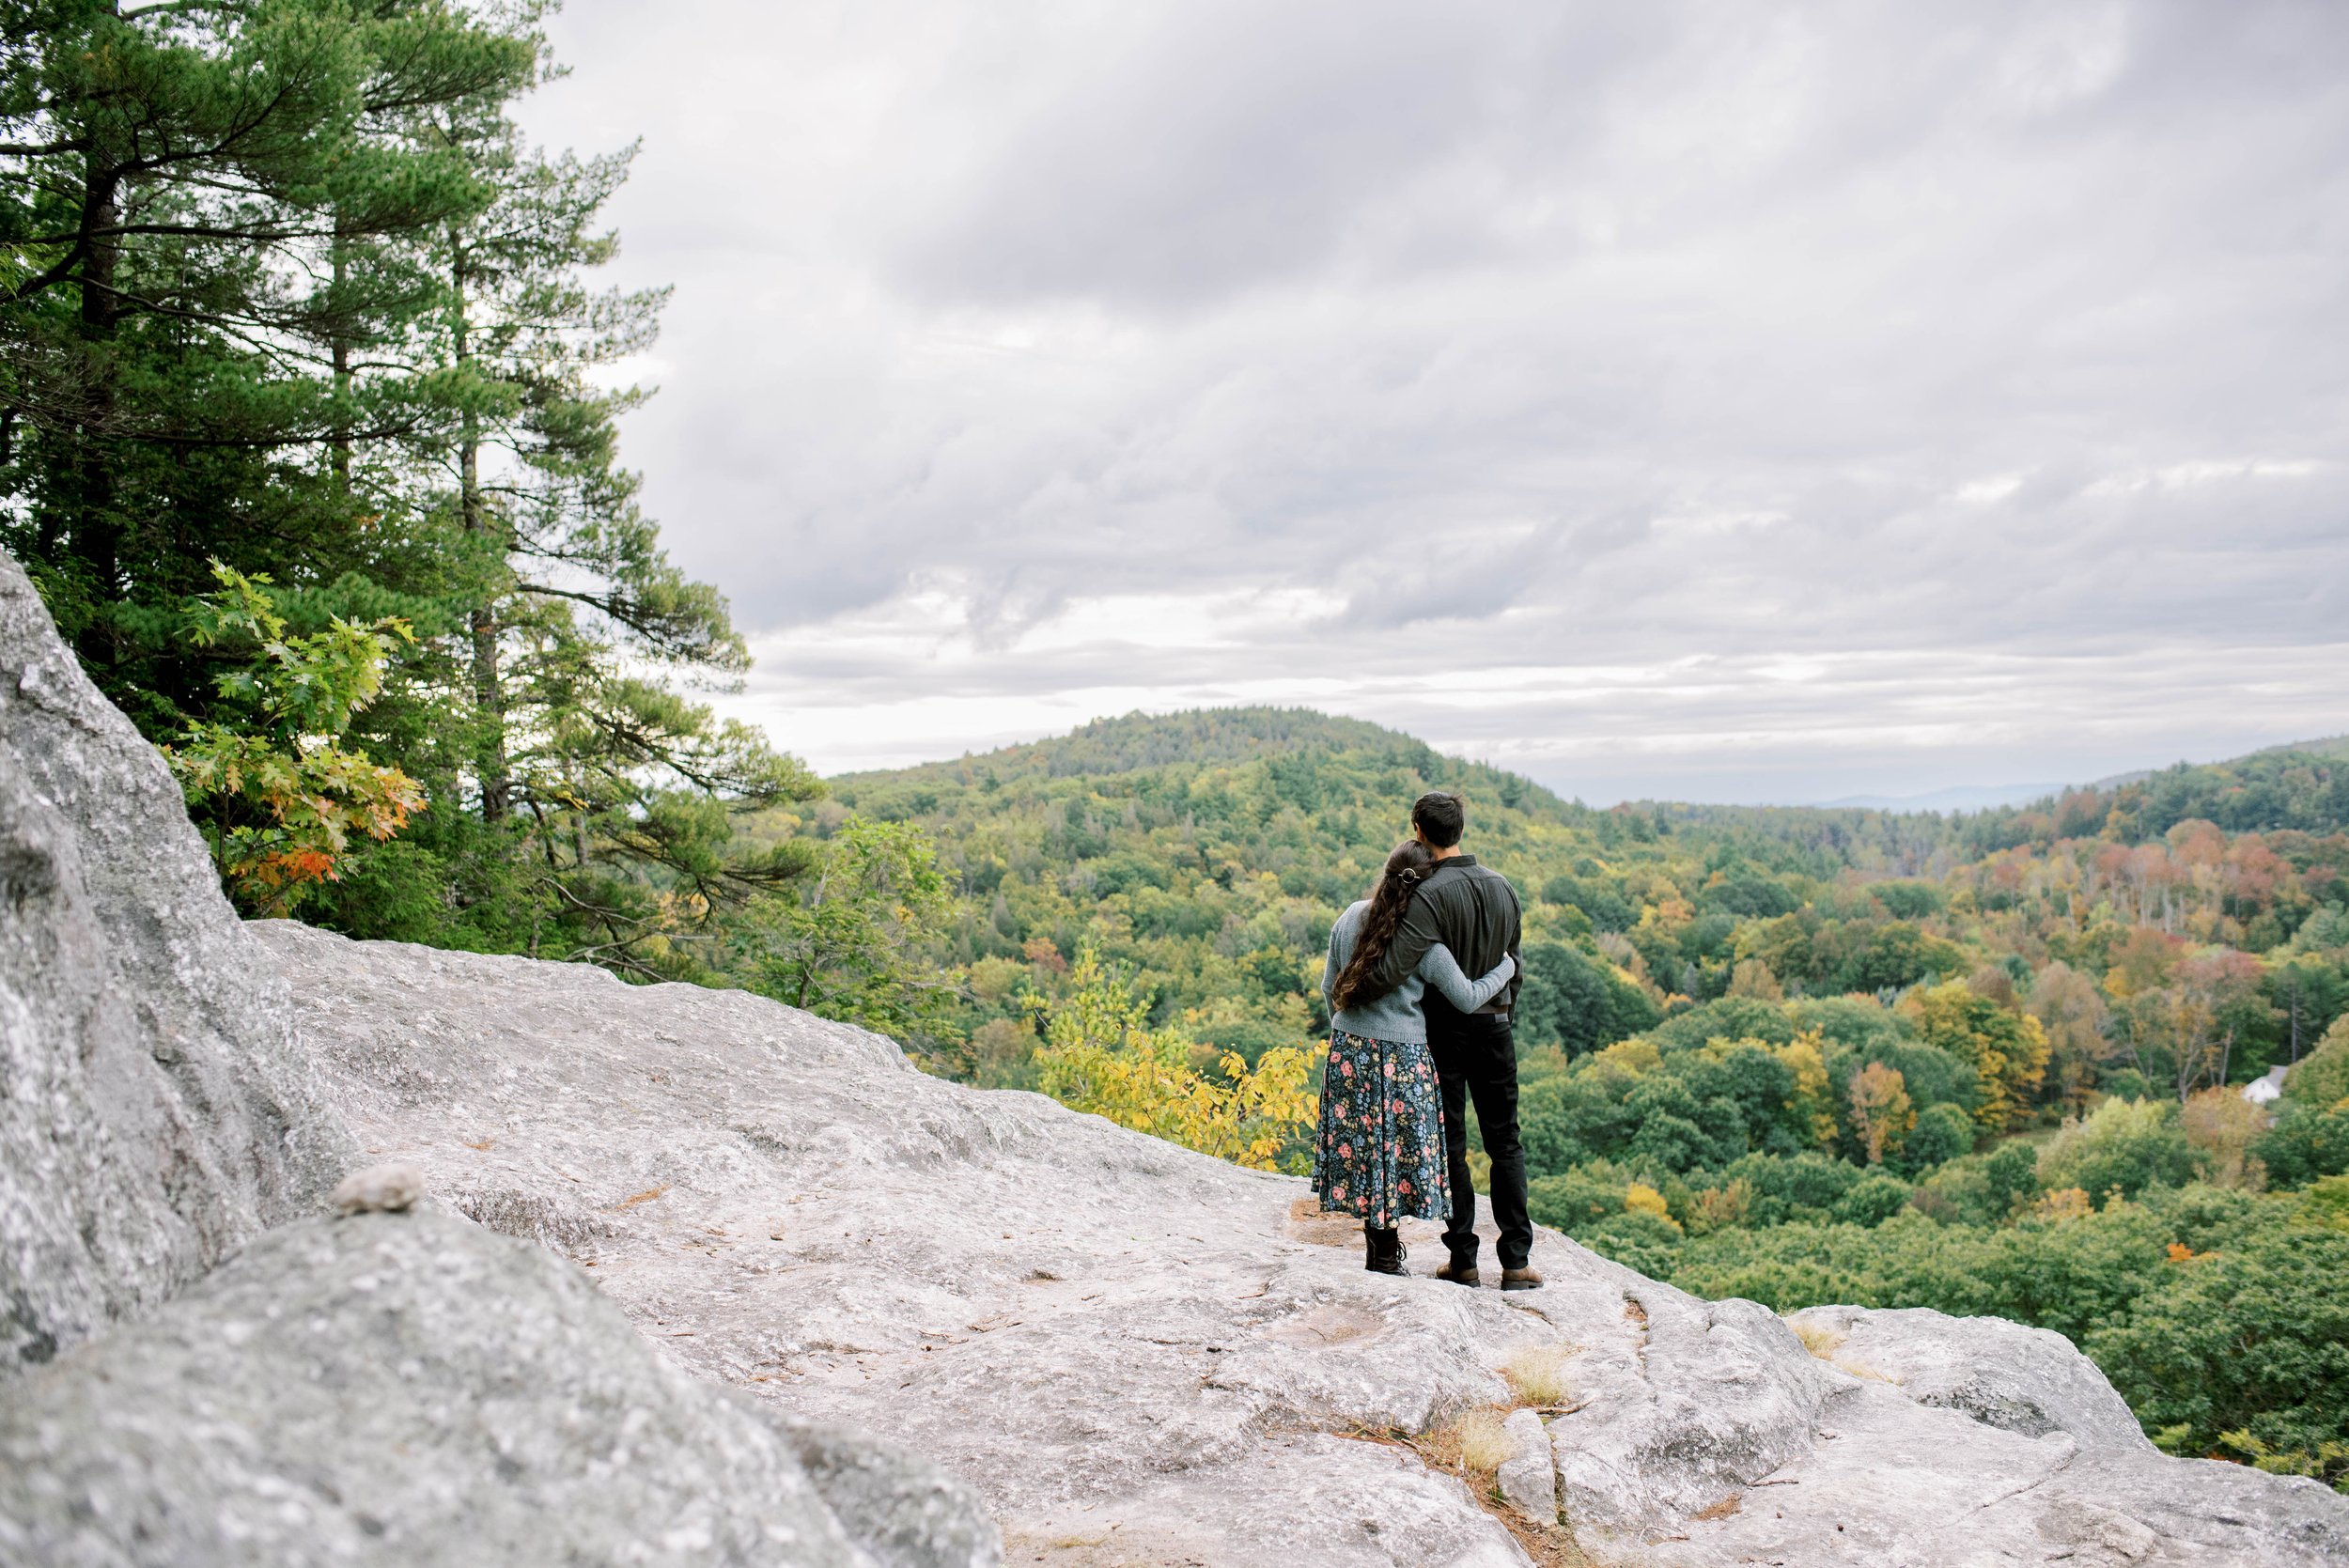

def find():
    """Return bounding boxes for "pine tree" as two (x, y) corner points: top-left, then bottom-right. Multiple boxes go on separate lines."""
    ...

(319, 64), (826, 967)
(0, 0), (533, 726)
(5, 2), (827, 976)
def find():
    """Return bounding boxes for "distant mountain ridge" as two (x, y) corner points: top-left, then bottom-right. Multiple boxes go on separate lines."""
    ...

(1819, 784), (2065, 813)
(841, 706), (1473, 786)
(2075, 737), (2348, 796)
(840, 706), (2347, 828)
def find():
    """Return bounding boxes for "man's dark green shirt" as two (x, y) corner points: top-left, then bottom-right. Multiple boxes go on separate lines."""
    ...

(1364, 854), (1523, 1017)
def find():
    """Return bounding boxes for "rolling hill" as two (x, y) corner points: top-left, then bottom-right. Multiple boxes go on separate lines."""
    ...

(816, 706), (2349, 1073)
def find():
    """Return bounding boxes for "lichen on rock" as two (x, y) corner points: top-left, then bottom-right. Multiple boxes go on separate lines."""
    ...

(0, 550), (351, 1375)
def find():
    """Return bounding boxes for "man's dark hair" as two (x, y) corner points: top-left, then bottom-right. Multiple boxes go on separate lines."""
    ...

(1412, 791), (1465, 848)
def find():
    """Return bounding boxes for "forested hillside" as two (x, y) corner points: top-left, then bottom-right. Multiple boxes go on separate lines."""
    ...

(832, 707), (2349, 1090)
(824, 707), (2349, 1485)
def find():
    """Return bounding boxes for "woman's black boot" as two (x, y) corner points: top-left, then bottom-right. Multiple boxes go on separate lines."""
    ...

(1364, 1224), (1409, 1276)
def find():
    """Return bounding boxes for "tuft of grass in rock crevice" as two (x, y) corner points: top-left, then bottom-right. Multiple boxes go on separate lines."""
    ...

(1418, 1405), (1516, 1476)
(1789, 1319), (1844, 1359)
(1344, 1418), (1595, 1568)
(1786, 1316), (1901, 1385)
(1502, 1343), (1582, 1410)
(1349, 1340), (1595, 1565)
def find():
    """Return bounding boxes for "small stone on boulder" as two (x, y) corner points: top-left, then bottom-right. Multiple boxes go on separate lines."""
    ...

(331, 1162), (427, 1217)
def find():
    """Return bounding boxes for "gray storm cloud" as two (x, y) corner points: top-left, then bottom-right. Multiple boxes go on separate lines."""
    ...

(519, 0), (2349, 801)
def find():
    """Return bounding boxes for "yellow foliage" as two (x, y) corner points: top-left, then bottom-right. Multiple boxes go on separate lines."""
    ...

(2297, 1174), (2349, 1231)
(1032, 948), (1321, 1172)
(2180, 1085), (2268, 1190)
(1772, 1031), (1839, 1146)
(1920, 981), (2050, 1133)
(1689, 1175), (1756, 1235)
(1625, 1183), (1682, 1231)
(965, 955), (1026, 1001)
(1847, 1062), (1915, 1166)
(2032, 1187), (2093, 1221)
(2217, 1430), (2349, 1489)
(1594, 1036), (1663, 1075)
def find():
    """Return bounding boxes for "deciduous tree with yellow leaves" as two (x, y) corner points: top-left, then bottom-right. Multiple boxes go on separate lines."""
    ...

(1917, 980), (2050, 1132)
(1032, 948), (1322, 1172)
(1847, 1062), (1915, 1165)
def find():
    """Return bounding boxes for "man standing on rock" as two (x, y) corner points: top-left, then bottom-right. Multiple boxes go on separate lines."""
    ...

(1361, 791), (1539, 1289)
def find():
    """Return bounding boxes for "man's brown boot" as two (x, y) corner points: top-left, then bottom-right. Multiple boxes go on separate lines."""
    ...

(1501, 1265), (1544, 1291)
(1435, 1259), (1481, 1287)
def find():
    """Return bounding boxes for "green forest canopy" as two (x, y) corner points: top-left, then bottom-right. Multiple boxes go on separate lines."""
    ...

(826, 706), (2349, 1081)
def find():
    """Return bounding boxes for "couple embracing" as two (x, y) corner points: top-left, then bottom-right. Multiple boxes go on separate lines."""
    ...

(1315, 791), (1539, 1290)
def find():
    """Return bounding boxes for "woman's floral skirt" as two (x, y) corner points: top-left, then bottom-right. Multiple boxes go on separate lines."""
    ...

(1312, 1031), (1449, 1227)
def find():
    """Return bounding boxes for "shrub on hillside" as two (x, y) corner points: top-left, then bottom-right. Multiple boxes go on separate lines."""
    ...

(1526, 1161), (1644, 1233)
(1670, 1205), (2176, 1343)
(1575, 1209), (1687, 1279)
(1526, 1162), (1689, 1276)
(1901, 1102), (1978, 1173)
(1838, 923), (1968, 994)
(1872, 881), (1947, 920)
(1830, 1036), (1983, 1139)
(1702, 1152), (1865, 1225)
(1515, 940), (1660, 1056)
(2255, 1101), (2349, 1189)
(2088, 1224), (2349, 1489)
(1706, 872), (1802, 919)
(2040, 1098), (2205, 1207)
(1834, 1173), (1917, 1226)
(2284, 1017), (2349, 1109)
(1539, 876), (1637, 932)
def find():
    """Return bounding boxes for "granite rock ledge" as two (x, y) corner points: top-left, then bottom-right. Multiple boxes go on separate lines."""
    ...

(259, 915), (2349, 1568)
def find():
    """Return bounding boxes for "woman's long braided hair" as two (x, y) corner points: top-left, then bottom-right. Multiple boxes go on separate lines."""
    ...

(1330, 840), (1435, 1011)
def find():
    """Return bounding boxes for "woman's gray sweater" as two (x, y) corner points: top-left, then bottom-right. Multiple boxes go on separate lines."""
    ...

(1321, 899), (1516, 1044)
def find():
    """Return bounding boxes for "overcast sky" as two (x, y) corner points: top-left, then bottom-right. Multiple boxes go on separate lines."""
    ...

(521, 0), (2348, 805)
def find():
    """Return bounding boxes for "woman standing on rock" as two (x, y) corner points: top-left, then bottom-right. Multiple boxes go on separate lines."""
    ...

(1318, 841), (1515, 1276)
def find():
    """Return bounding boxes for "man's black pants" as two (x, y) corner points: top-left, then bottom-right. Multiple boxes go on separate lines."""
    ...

(1428, 1010), (1532, 1271)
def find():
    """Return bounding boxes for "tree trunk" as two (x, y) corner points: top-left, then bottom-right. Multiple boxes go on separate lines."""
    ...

(452, 254), (510, 822)
(71, 140), (123, 662)
(330, 230), (351, 493)
(469, 598), (507, 818)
